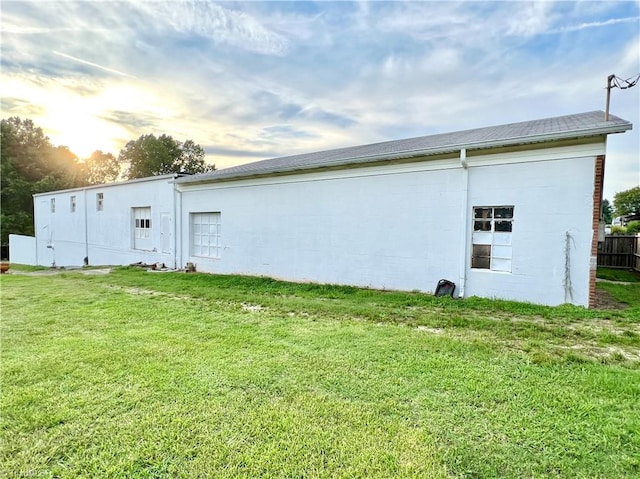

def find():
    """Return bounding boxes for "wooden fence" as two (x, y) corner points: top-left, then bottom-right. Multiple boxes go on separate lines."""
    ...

(597, 235), (640, 271)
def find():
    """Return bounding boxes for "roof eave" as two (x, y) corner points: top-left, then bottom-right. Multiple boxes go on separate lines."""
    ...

(176, 122), (632, 186)
(34, 173), (187, 197)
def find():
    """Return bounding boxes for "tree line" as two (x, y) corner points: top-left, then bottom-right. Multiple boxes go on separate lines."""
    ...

(602, 189), (640, 223)
(1, 117), (215, 245)
(604, 186), (640, 235)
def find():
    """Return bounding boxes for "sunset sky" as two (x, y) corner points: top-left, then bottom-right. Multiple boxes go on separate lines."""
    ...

(1, 1), (638, 200)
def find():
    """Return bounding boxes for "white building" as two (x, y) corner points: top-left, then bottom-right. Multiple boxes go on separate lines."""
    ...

(13, 111), (632, 307)
(26, 174), (183, 268)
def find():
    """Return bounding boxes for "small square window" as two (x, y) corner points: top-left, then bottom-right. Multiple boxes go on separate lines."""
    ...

(474, 220), (492, 232)
(471, 255), (491, 269)
(495, 220), (513, 232)
(494, 207), (513, 219)
(474, 207), (492, 220)
(472, 244), (492, 269)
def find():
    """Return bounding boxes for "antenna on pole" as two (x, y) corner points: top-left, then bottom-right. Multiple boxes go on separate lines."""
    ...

(604, 73), (640, 121)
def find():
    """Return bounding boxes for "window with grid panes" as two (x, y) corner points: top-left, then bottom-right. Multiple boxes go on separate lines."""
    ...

(471, 206), (514, 272)
(133, 207), (151, 240)
(191, 212), (221, 258)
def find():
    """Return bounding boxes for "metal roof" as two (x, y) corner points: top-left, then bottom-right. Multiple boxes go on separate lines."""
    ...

(176, 110), (631, 184)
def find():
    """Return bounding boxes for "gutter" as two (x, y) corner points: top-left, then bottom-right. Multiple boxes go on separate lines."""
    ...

(33, 173), (186, 198)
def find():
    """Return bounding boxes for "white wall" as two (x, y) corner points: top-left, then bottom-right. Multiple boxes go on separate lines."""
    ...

(9, 234), (36, 265)
(179, 161), (465, 293)
(464, 155), (597, 307)
(34, 177), (177, 268)
(178, 141), (604, 306)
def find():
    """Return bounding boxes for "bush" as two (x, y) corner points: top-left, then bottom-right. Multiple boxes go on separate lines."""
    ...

(626, 221), (640, 235)
(610, 225), (628, 235)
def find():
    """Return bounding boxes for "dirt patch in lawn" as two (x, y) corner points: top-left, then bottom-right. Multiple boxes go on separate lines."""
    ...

(9, 267), (113, 276)
(593, 287), (628, 310)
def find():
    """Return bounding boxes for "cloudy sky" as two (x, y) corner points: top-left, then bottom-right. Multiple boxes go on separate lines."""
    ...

(1, 1), (638, 200)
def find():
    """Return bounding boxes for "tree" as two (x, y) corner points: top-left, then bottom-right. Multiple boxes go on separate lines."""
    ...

(627, 221), (640, 235)
(613, 186), (640, 217)
(601, 198), (613, 224)
(1, 117), (85, 244)
(83, 150), (120, 185)
(119, 134), (215, 179)
(180, 139), (212, 174)
(1, 119), (38, 242)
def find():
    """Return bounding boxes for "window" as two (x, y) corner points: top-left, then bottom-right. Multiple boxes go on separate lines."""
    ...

(191, 212), (221, 258)
(70, 196), (77, 213)
(96, 192), (104, 211)
(471, 206), (514, 272)
(50, 198), (56, 213)
(133, 207), (152, 250)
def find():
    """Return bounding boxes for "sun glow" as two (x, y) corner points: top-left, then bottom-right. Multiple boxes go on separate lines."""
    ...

(38, 83), (133, 160)
(45, 114), (122, 160)
(1, 73), (169, 160)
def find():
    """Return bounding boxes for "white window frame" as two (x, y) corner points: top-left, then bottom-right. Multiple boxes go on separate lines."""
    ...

(191, 212), (221, 258)
(96, 192), (104, 211)
(471, 206), (514, 272)
(70, 195), (76, 213)
(50, 198), (55, 213)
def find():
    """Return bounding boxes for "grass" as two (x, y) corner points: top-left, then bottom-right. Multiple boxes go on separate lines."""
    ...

(597, 267), (640, 283)
(1, 268), (639, 478)
(3, 263), (49, 272)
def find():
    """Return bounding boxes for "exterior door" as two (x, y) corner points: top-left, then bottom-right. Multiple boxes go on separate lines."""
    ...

(161, 213), (172, 254)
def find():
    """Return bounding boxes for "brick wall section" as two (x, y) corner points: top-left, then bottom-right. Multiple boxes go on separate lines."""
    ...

(589, 155), (605, 308)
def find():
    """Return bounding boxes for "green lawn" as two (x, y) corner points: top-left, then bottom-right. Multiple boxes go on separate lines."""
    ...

(597, 266), (640, 283)
(1, 268), (639, 478)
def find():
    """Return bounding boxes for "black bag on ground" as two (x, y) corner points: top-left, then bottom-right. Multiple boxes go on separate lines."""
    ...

(435, 279), (456, 298)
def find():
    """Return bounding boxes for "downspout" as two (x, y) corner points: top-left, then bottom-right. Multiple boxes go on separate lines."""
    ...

(33, 194), (39, 266)
(173, 181), (182, 270)
(458, 148), (469, 298)
(83, 188), (89, 264)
